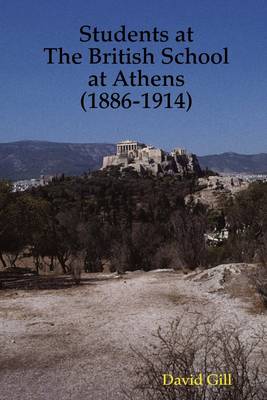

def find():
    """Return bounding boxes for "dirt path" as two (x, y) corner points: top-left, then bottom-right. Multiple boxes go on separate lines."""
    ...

(0, 269), (266, 400)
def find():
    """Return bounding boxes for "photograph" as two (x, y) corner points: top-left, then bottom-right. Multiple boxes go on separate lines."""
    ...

(0, 1), (267, 399)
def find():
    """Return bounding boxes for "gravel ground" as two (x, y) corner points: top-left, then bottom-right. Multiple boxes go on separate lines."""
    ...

(0, 267), (266, 400)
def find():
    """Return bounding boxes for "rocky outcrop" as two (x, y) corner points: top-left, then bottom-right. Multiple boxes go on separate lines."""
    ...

(102, 141), (202, 177)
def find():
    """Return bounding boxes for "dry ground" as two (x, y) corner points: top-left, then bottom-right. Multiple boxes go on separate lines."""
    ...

(0, 266), (266, 400)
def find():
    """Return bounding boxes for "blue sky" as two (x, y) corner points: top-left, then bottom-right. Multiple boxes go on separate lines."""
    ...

(1, 0), (267, 154)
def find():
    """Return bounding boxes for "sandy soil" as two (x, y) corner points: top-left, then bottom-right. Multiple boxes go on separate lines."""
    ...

(0, 266), (266, 400)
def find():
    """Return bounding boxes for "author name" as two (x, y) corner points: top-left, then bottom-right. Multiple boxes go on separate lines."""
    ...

(163, 373), (232, 386)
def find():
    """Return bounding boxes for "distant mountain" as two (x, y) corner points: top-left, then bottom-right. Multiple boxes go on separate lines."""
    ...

(0, 142), (266, 180)
(0, 141), (116, 181)
(198, 152), (267, 174)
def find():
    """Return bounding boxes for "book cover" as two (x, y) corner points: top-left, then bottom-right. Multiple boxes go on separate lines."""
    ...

(0, 1), (267, 399)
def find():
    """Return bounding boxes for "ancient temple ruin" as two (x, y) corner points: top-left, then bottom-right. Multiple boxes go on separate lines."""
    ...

(102, 140), (202, 177)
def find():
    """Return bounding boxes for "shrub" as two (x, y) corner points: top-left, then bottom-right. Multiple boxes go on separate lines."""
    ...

(124, 313), (267, 400)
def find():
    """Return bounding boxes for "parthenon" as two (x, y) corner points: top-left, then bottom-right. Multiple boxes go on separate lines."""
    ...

(116, 140), (145, 155)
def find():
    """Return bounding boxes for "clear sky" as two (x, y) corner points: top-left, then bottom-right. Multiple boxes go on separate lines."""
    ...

(1, 0), (267, 155)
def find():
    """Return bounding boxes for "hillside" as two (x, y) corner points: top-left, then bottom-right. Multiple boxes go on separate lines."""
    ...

(0, 141), (267, 180)
(0, 141), (116, 180)
(198, 152), (267, 174)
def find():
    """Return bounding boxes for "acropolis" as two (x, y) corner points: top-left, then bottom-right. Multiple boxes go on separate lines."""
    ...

(102, 140), (201, 176)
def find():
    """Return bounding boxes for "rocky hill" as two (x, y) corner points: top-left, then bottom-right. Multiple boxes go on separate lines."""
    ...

(102, 141), (202, 177)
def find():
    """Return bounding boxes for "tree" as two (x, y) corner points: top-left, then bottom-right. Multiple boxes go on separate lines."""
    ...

(224, 182), (267, 263)
(0, 181), (13, 268)
(170, 203), (207, 269)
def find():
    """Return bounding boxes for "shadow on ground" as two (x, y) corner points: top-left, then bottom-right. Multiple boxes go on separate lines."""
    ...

(0, 270), (113, 290)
